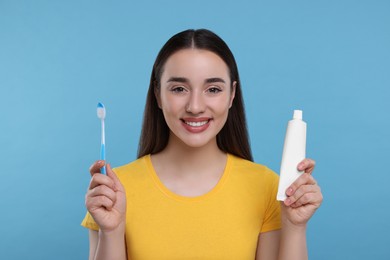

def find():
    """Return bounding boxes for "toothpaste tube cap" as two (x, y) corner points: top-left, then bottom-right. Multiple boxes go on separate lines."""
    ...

(293, 110), (303, 120)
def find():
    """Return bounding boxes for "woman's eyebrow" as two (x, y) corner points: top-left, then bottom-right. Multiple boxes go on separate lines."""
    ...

(166, 77), (226, 84)
(167, 77), (188, 83)
(205, 78), (225, 84)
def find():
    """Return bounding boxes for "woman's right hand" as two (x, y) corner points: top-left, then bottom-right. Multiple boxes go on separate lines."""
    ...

(85, 161), (127, 233)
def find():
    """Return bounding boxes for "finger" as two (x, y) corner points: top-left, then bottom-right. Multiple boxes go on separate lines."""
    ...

(106, 164), (124, 192)
(297, 158), (316, 174)
(87, 185), (117, 204)
(86, 195), (115, 211)
(290, 190), (323, 208)
(89, 173), (115, 190)
(284, 184), (319, 206)
(286, 172), (317, 196)
(288, 192), (316, 208)
(89, 160), (106, 176)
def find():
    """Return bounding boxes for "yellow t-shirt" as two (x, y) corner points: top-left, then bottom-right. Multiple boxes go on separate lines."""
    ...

(81, 154), (281, 259)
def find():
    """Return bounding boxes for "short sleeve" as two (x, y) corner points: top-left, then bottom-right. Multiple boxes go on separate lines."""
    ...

(81, 211), (100, 231)
(260, 170), (282, 233)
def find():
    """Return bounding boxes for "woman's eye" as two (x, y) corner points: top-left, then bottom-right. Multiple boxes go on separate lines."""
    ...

(207, 87), (222, 94)
(171, 86), (186, 93)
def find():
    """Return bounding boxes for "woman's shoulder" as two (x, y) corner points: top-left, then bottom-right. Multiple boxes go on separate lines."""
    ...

(229, 154), (279, 180)
(112, 155), (151, 179)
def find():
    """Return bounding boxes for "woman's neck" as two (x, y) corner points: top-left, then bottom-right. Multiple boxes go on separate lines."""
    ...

(152, 134), (227, 177)
(150, 135), (228, 197)
(170, 136), (223, 161)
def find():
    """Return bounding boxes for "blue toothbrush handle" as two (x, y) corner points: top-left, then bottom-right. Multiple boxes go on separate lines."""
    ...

(100, 143), (106, 174)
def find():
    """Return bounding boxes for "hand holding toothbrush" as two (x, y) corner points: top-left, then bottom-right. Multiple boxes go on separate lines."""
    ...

(85, 160), (127, 233)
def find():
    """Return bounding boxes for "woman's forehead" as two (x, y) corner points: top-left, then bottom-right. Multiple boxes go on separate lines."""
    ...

(161, 49), (230, 82)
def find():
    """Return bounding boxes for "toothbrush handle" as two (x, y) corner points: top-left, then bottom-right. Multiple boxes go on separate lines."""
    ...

(100, 119), (106, 174)
(100, 143), (106, 174)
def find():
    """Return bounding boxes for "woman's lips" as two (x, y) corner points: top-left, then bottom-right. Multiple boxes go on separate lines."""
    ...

(181, 118), (211, 133)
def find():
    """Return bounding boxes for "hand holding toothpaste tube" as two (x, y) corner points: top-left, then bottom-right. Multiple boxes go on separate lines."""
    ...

(282, 158), (323, 226)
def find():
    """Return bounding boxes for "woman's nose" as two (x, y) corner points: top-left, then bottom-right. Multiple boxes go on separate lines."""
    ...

(185, 91), (205, 114)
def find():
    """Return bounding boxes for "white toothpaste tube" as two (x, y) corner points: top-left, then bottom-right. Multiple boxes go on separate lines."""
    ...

(277, 110), (307, 201)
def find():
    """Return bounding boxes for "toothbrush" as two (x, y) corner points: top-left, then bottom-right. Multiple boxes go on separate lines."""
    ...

(97, 102), (106, 174)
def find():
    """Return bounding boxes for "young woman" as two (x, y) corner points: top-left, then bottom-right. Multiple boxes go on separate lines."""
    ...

(82, 29), (323, 260)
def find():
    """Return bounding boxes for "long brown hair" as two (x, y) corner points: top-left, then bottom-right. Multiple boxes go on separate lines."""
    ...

(137, 29), (253, 161)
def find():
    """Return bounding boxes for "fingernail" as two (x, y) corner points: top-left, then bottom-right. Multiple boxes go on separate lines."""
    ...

(285, 198), (291, 205)
(298, 162), (304, 170)
(287, 187), (293, 195)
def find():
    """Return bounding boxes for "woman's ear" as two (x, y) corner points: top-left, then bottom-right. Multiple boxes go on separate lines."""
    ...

(229, 81), (237, 108)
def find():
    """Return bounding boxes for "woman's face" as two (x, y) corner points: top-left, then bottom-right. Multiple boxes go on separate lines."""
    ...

(157, 48), (236, 149)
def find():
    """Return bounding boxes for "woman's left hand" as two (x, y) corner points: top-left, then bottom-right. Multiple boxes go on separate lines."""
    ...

(282, 158), (323, 226)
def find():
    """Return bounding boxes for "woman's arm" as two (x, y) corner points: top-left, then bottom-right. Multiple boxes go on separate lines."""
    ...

(256, 230), (281, 260)
(257, 159), (322, 260)
(89, 225), (127, 260)
(256, 224), (307, 260)
(256, 223), (308, 260)
(89, 230), (98, 260)
(278, 216), (308, 260)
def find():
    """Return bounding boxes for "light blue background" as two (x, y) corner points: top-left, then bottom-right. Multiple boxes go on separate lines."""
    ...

(1, 1), (389, 259)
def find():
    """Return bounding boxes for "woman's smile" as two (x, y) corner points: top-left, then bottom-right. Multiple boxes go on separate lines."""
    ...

(181, 117), (212, 133)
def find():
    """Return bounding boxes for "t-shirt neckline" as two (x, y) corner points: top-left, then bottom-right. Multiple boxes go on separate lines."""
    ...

(144, 154), (232, 202)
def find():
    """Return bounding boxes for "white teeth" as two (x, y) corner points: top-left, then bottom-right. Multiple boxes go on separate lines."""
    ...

(185, 120), (208, 127)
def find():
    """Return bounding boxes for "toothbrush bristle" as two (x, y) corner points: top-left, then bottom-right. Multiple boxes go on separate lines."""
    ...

(97, 102), (106, 119)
